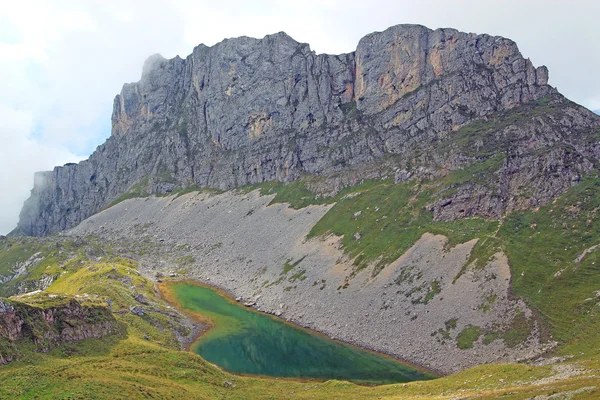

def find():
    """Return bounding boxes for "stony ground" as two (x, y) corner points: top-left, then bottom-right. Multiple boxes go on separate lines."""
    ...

(68, 189), (547, 374)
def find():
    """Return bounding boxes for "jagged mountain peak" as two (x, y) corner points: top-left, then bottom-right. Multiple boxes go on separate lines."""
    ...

(15, 23), (600, 237)
(141, 53), (167, 79)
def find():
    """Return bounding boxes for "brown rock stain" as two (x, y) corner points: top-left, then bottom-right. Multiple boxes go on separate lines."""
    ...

(488, 41), (514, 67)
(354, 53), (366, 101)
(247, 112), (272, 139)
(429, 47), (444, 77)
(342, 82), (354, 103)
(378, 41), (424, 109)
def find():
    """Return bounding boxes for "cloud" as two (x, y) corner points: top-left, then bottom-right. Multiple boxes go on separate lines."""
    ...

(0, 0), (189, 234)
(0, 0), (598, 234)
(0, 105), (80, 234)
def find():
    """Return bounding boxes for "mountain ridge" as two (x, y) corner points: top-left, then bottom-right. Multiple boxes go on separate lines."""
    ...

(15, 23), (584, 237)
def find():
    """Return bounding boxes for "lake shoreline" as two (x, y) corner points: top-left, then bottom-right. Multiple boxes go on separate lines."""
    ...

(158, 279), (441, 381)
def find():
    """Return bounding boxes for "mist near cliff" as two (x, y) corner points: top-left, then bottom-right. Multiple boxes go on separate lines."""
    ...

(0, 0), (599, 234)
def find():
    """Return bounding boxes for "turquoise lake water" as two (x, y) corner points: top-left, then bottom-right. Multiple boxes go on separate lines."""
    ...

(168, 282), (435, 384)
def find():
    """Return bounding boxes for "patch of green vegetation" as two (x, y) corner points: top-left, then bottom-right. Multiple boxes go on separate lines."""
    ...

(157, 166), (176, 184)
(264, 276), (285, 288)
(176, 255), (196, 266)
(169, 184), (223, 199)
(0, 239), (39, 276)
(206, 242), (223, 254)
(240, 179), (330, 209)
(502, 310), (534, 348)
(288, 270), (306, 283)
(106, 177), (151, 208)
(481, 309), (535, 348)
(432, 319), (458, 345)
(436, 94), (565, 160)
(281, 256), (306, 275)
(422, 280), (441, 304)
(339, 101), (359, 119)
(479, 293), (498, 313)
(394, 266), (422, 286)
(482, 331), (500, 345)
(498, 175), (600, 354)
(445, 318), (458, 330)
(307, 179), (496, 276)
(457, 325), (482, 350)
(0, 237), (112, 298)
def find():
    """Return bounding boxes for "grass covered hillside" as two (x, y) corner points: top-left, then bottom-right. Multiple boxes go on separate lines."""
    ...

(0, 238), (598, 398)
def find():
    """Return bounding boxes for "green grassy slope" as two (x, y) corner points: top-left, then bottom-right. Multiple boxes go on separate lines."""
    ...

(0, 252), (597, 399)
(500, 177), (600, 355)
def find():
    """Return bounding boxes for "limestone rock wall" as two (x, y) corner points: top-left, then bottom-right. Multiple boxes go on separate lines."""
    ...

(18, 24), (598, 236)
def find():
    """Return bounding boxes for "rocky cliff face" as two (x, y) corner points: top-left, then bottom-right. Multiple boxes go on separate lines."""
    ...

(0, 297), (119, 365)
(16, 24), (600, 236)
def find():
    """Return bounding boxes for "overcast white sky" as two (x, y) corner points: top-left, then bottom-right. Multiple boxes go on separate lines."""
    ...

(1, 0), (599, 234)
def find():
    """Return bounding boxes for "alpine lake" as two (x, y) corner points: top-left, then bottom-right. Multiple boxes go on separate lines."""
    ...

(161, 281), (436, 385)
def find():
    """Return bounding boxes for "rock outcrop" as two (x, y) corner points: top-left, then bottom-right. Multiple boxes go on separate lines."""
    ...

(15, 24), (600, 236)
(0, 297), (120, 364)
